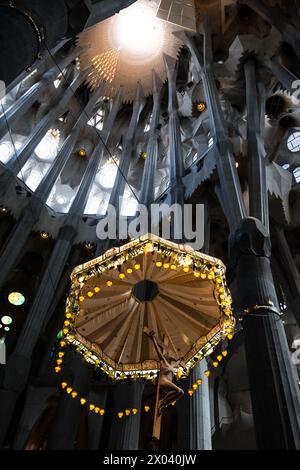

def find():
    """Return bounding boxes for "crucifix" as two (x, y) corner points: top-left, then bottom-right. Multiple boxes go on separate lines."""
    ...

(144, 327), (184, 442)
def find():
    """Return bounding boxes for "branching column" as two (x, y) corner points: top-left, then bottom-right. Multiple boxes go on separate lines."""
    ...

(164, 55), (185, 208)
(0, 91), (122, 447)
(5, 69), (90, 176)
(140, 71), (162, 207)
(109, 82), (145, 212)
(0, 85), (104, 289)
(230, 218), (300, 449)
(0, 46), (84, 141)
(182, 23), (300, 449)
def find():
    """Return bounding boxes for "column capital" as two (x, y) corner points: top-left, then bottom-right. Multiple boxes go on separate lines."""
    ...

(230, 217), (271, 264)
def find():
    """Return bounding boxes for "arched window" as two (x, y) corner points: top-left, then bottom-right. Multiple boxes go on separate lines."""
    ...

(287, 132), (300, 153)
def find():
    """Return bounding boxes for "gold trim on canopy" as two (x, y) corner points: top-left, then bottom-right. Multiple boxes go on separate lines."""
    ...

(64, 234), (235, 380)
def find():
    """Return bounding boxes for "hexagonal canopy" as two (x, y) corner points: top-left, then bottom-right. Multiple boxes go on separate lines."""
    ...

(64, 234), (234, 380)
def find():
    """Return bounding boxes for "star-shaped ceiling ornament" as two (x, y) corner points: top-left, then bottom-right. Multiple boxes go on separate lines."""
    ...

(77, 0), (196, 102)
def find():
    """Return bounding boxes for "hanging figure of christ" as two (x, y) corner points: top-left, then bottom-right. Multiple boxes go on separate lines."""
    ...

(144, 328), (184, 414)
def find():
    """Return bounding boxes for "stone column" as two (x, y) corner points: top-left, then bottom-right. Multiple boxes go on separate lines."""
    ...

(244, 59), (268, 231)
(0, 46), (84, 140)
(108, 381), (144, 450)
(47, 355), (91, 450)
(0, 86), (103, 290)
(230, 217), (300, 449)
(177, 28), (246, 232)
(6, 69), (90, 175)
(164, 55), (185, 208)
(177, 360), (212, 450)
(87, 389), (108, 450)
(109, 82), (145, 212)
(0, 86), (124, 445)
(140, 72), (162, 207)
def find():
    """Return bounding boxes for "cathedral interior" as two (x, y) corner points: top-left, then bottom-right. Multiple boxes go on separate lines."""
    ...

(0, 0), (300, 451)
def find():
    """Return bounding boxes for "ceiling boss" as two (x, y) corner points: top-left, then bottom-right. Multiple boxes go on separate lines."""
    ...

(77, 0), (196, 102)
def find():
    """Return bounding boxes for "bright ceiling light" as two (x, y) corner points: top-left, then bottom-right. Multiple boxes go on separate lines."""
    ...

(97, 158), (119, 189)
(34, 129), (60, 161)
(113, 3), (164, 59)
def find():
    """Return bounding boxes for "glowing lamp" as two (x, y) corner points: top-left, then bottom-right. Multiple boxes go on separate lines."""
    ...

(125, 409), (131, 416)
(197, 102), (206, 113)
(132, 408), (138, 415)
(204, 370), (211, 377)
(106, 281), (113, 287)
(61, 382), (68, 389)
(118, 412), (124, 419)
(78, 149), (87, 158)
(188, 389), (193, 396)
(80, 398), (87, 405)
(71, 391), (78, 399)
(144, 405), (150, 412)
